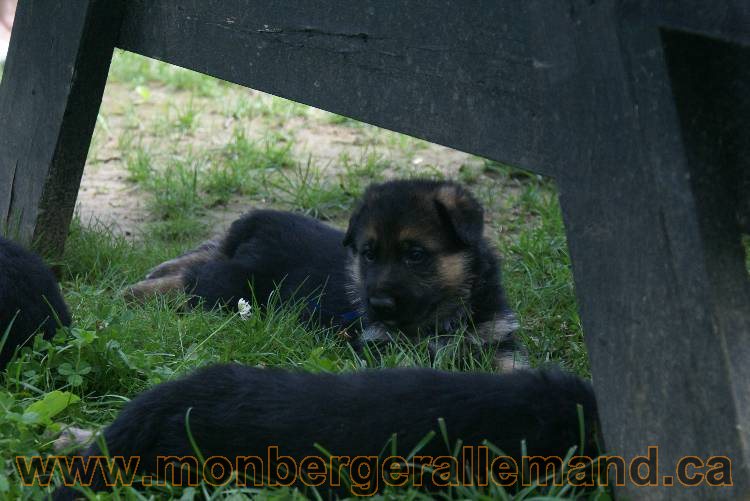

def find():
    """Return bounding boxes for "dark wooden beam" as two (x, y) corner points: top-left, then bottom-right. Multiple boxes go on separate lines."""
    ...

(0, 0), (123, 253)
(555, 2), (750, 498)
(116, 0), (575, 178)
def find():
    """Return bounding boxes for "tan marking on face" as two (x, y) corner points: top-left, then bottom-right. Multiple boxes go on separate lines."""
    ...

(436, 252), (471, 290)
(397, 226), (441, 251)
(124, 275), (185, 303)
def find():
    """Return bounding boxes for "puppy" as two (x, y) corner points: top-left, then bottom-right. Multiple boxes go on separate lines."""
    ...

(0, 236), (71, 369)
(128, 180), (524, 368)
(52, 365), (598, 498)
(342, 180), (520, 361)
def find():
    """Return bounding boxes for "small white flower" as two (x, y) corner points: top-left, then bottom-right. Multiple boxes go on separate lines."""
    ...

(238, 298), (252, 320)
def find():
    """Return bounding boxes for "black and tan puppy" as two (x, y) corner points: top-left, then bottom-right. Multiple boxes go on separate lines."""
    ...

(0, 236), (71, 369)
(128, 180), (523, 367)
(53, 365), (598, 498)
(342, 180), (518, 349)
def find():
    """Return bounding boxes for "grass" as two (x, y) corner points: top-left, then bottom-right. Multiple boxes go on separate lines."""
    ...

(108, 51), (229, 98)
(221, 92), (309, 124)
(265, 159), (355, 219)
(1, 181), (603, 498)
(1, 195), (604, 498)
(14, 49), (750, 499)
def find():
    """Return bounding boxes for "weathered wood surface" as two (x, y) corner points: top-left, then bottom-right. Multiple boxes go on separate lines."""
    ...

(117, 0), (572, 178)
(554, 3), (750, 498)
(0, 0), (122, 253)
(0, 1), (748, 498)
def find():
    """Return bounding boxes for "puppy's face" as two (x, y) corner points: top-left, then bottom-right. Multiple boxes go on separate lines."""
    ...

(343, 181), (484, 336)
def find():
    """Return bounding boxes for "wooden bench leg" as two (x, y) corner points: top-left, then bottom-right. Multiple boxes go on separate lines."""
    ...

(556, 5), (750, 497)
(0, 0), (123, 254)
(559, 172), (750, 498)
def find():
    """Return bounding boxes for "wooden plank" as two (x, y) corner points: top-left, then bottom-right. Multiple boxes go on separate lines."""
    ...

(555, 2), (750, 498)
(116, 0), (577, 177)
(0, 0), (123, 252)
(660, 25), (750, 487)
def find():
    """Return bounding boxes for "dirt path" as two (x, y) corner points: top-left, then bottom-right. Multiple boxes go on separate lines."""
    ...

(76, 80), (486, 238)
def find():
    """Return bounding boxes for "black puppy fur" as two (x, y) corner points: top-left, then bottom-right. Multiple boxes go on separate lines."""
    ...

(53, 365), (598, 498)
(0, 236), (71, 369)
(128, 180), (522, 365)
(185, 210), (355, 328)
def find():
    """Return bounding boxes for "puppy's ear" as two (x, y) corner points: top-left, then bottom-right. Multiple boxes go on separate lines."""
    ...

(343, 203), (364, 248)
(434, 184), (484, 245)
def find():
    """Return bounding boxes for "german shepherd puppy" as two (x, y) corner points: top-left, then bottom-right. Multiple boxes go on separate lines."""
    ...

(128, 180), (524, 368)
(0, 236), (71, 369)
(52, 365), (599, 498)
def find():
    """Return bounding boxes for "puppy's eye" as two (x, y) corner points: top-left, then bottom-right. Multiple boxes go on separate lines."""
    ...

(405, 248), (426, 264)
(362, 248), (376, 262)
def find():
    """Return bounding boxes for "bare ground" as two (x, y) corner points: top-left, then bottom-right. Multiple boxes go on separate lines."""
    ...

(76, 81), (487, 238)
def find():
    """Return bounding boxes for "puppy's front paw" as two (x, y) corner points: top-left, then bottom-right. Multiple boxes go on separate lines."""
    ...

(493, 344), (530, 373)
(361, 323), (392, 342)
(53, 426), (95, 453)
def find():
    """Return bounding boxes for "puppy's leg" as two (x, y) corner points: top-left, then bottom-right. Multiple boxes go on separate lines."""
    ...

(52, 425), (151, 499)
(124, 275), (186, 303)
(492, 339), (530, 372)
(53, 426), (96, 453)
(124, 239), (222, 304)
(125, 239), (223, 303)
(184, 259), (256, 310)
(475, 311), (529, 372)
(144, 239), (221, 280)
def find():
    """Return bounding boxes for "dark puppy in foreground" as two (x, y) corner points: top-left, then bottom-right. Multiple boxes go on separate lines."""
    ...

(53, 365), (598, 498)
(129, 179), (523, 368)
(0, 236), (71, 369)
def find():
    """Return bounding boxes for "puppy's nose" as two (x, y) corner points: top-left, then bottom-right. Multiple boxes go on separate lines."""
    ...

(369, 295), (396, 313)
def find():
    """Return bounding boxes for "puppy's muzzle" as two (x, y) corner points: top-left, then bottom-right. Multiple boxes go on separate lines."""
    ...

(368, 295), (397, 318)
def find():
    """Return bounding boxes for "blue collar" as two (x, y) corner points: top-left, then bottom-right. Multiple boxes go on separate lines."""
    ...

(306, 299), (362, 324)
